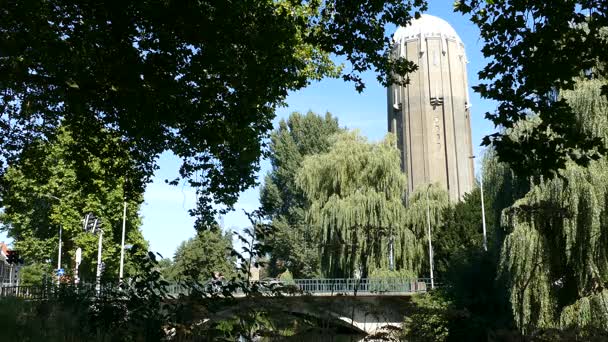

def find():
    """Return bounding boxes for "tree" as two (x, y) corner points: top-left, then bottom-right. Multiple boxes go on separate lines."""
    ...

(454, 1), (608, 180)
(403, 184), (450, 279)
(0, 127), (147, 282)
(296, 131), (417, 278)
(498, 76), (608, 335)
(170, 229), (235, 283)
(260, 111), (342, 277)
(433, 188), (486, 277)
(18, 263), (52, 286)
(430, 183), (516, 340)
(1, 0), (429, 226)
(156, 258), (175, 281)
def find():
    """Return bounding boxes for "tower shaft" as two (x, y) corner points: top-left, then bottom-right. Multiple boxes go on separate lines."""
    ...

(388, 15), (475, 201)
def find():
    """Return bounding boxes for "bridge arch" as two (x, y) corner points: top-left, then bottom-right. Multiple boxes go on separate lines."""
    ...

(200, 294), (414, 336)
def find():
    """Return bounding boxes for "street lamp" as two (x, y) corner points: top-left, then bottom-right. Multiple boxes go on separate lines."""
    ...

(74, 247), (82, 285)
(388, 229), (395, 271)
(39, 194), (64, 284)
(119, 201), (127, 283)
(470, 155), (488, 252)
(83, 213), (103, 295)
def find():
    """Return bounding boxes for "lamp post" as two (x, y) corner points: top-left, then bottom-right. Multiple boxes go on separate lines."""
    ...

(95, 219), (102, 294)
(83, 213), (102, 295)
(74, 247), (82, 285)
(119, 201), (127, 283)
(425, 184), (435, 290)
(480, 172), (488, 252)
(39, 194), (64, 284)
(389, 231), (395, 271)
(57, 224), (62, 281)
(470, 155), (488, 252)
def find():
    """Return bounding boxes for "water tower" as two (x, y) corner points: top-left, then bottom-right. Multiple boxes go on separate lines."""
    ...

(388, 14), (475, 201)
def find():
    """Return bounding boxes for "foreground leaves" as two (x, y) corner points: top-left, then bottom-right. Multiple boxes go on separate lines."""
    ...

(455, 0), (608, 178)
(1, 0), (428, 226)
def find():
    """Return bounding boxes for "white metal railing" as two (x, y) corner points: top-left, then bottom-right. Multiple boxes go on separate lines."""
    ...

(1, 278), (433, 299)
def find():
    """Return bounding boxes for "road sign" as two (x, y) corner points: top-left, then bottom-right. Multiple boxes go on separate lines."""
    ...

(56, 268), (65, 276)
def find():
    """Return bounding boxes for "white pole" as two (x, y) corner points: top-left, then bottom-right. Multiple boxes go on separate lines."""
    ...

(480, 174), (488, 252)
(119, 201), (127, 283)
(75, 247), (82, 285)
(57, 225), (62, 285)
(389, 232), (394, 271)
(425, 185), (435, 289)
(94, 219), (102, 295)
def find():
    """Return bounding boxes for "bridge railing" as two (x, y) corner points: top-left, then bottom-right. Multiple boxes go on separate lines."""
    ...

(293, 278), (430, 294)
(0, 283), (125, 300)
(1, 278), (434, 299)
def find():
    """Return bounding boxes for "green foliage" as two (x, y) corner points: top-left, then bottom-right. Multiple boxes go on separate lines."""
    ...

(0, 0), (428, 225)
(560, 289), (608, 332)
(404, 183), (450, 277)
(455, 0), (608, 178)
(434, 187), (486, 276)
(156, 258), (175, 281)
(427, 180), (514, 340)
(0, 247), (171, 341)
(402, 291), (452, 342)
(0, 127), (146, 282)
(369, 268), (417, 292)
(278, 269), (295, 285)
(499, 222), (554, 333)
(369, 268), (417, 280)
(297, 131), (417, 278)
(498, 77), (608, 335)
(170, 229), (236, 283)
(260, 111), (342, 277)
(18, 263), (52, 286)
(481, 148), (530, 241)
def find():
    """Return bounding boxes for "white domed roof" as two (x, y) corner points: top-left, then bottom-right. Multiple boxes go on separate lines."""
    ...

(393, 14), (462, 43)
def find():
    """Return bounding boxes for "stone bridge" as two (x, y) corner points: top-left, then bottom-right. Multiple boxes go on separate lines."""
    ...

(1, 278), (432, 335)
(169, 278), (431, 335)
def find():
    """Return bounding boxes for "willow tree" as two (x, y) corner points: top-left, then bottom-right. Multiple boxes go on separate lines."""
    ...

(404, 183), (449, 278)
(499, 77), (608, 335)
(260, 111), (342, 277)
(296, 131), (416, 278)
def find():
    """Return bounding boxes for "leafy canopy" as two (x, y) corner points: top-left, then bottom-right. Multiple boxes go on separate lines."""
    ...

(1, 0), (428, 226)
(403, 183), (450, 278)
(433, 188), (486, 277)
(455, 0), (608, 179)
(169, 229), (236, 283)
(260, 111), (342, 277)
(0, 127), (146, 281)
(296, 131), (417, 277)
(499, 77), (608, 334)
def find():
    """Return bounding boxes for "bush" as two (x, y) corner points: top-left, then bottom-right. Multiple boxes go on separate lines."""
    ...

(369, 268), (417, 279)
(278, 269), (295, 284)
(0, 247), (171, 341)
(401, 291), (451, 342)
(18, 263), (52, 286)
(368, 268), (417, 292)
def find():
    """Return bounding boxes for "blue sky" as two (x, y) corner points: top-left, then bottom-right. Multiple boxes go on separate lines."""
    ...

(140, 3), (498, 258)
(0, 2), (498, 259)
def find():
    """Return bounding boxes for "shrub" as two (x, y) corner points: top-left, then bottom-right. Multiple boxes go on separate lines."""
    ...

(401, 291), (451, 342)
